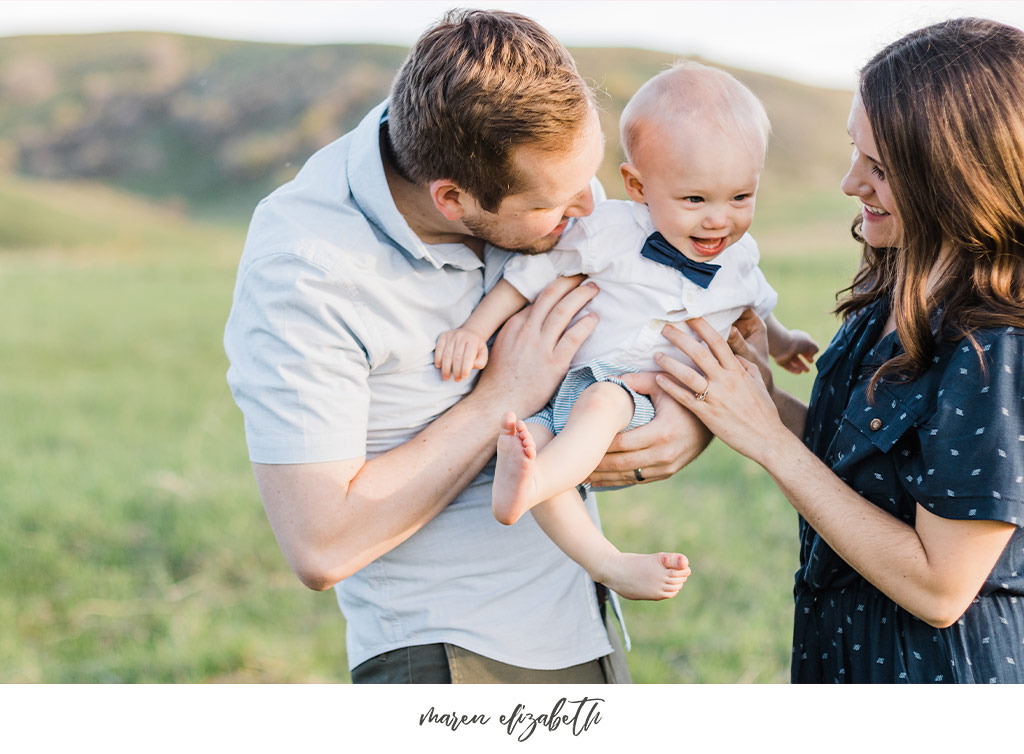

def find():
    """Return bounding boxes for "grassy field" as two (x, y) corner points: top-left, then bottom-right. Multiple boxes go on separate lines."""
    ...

(0, 172), (859, 683)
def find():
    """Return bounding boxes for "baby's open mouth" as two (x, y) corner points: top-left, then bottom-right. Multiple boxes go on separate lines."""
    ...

(691, 237), (726, 256)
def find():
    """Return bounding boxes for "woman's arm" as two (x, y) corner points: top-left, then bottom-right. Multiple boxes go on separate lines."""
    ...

(759, 429), (1013, 627)
(654, 317), (1014, 628)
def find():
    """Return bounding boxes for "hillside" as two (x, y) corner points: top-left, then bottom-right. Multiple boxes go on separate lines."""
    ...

(0, 172), (240, 258)
(0, 32), (854, 221)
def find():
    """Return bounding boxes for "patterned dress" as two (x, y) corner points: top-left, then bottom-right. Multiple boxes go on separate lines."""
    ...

(794, 297), (1024, 683)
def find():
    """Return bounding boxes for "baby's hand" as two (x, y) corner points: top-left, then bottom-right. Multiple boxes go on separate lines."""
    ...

(434, 327), (489, 381)
(772, 329), (819, 374)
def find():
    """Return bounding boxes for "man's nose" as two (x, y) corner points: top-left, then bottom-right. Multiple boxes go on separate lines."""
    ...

(565, 187), (595, 218)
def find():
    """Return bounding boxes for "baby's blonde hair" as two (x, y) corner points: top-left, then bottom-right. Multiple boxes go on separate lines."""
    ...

(620, 60), (770, 169)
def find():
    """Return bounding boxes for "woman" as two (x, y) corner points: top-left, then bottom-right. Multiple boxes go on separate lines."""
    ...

(653, 17), (1024, 683)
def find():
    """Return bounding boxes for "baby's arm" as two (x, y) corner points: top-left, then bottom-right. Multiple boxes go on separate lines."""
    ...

(764, 313), (819, 374)
(435, 279), (528, 381)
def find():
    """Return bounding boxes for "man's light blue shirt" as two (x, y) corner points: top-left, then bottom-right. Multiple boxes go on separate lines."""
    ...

(224, 101), (614, 670)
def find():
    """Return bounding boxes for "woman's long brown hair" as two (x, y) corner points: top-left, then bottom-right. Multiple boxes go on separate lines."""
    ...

(836, 17), (1024, 395)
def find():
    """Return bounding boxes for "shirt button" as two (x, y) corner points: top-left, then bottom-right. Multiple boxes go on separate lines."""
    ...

(869, 418), (882, 431)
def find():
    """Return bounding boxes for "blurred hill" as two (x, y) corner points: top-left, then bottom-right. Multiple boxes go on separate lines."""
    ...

(0, 32), (854, 223)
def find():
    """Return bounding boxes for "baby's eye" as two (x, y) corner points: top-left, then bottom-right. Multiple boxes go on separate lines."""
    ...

(681, 196), (704, 204)
(732, 193), (751, 202)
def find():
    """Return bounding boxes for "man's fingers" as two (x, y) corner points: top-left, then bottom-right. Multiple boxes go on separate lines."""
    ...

(727, 326), (757, 361)
(588, 466), (661, 487)
(731, 307), (764, 338)
(529, 274), (588, 321)
(537, 279), (597, 338)
(617, 371), (658, 396)
(554, 311), (598, 362)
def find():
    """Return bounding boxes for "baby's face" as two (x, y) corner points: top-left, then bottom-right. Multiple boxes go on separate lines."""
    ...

(635, 123), (762, 262)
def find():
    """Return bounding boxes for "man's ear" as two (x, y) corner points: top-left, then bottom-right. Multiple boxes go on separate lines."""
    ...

(619, 163), (646, 204)
(429, 179), (471, 221)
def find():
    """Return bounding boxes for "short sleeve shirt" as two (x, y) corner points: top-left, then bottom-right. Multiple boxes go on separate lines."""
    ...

(223, 101), (614, 670)
(501, 200), (777, 372)
(795, 297), (1024, 683)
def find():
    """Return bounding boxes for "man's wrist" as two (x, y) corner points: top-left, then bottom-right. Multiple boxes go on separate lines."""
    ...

(463, 375), (517, 424)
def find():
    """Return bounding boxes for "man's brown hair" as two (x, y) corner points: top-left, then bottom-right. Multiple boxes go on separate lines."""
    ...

(387, 8), (595, 212)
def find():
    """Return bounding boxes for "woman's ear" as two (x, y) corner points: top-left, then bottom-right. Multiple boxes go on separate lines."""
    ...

(429, 179), (469, 221)
(620, 163), (646, 204)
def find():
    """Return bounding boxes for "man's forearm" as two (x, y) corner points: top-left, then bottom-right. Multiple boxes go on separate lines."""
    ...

(257, 385), (510, 590)
(344, 387), (511, 553)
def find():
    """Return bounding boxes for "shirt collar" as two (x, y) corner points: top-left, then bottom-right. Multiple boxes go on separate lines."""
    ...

(347, 100), (483, 272)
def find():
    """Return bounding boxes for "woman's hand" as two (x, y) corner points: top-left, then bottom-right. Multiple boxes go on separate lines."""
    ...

(653, 316), (791, 466)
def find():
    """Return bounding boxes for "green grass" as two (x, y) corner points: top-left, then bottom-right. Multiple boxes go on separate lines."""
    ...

(0, 184), (348, 682)
(0, 176), (859, 683)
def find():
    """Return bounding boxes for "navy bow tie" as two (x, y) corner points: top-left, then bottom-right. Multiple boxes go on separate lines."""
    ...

(640, 231), (721, 289)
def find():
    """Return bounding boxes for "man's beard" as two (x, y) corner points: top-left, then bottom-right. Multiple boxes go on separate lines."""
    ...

(461, 213), (562, 255)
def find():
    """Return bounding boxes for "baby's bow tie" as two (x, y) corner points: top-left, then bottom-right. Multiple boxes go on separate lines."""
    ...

(640, 231), (721, 289)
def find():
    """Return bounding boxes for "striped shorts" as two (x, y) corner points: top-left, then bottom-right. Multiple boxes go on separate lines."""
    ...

(525, 360), (656, 436)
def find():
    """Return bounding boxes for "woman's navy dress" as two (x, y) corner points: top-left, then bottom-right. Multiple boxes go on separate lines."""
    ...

(795, 298), (1024, 682)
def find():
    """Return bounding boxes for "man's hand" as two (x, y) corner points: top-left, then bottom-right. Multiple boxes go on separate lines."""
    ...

(435, 326), (489, 381)
(586, 371), (712, 487)
(728, 308), (773, 388)
(475, 274), (599, 420)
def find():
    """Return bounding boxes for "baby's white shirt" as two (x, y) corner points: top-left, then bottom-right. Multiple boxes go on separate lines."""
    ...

(502, 200), (778, 372)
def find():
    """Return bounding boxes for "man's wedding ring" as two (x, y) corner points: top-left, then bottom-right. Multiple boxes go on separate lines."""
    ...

(696, 383), (710, 401)
(634, 468), (645, 482)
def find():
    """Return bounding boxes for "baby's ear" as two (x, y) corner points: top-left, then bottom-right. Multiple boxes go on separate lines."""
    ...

(619, 163), (646, 203)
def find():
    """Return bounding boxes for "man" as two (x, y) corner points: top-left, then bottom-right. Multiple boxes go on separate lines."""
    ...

(224, 8), (709, 683)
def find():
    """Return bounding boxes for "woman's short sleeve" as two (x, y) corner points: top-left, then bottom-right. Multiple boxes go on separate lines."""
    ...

(909, 328), (1024, 525)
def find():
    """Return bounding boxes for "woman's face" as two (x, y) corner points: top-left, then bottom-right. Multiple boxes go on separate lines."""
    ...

(841, 91), (902, 248)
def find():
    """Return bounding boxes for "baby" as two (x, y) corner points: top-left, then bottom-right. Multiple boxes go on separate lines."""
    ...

(435, 61), (817, 601)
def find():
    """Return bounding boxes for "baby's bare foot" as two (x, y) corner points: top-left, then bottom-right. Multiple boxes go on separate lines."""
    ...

(595, 552), (690, 601)
(492, 411), (540, 525)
